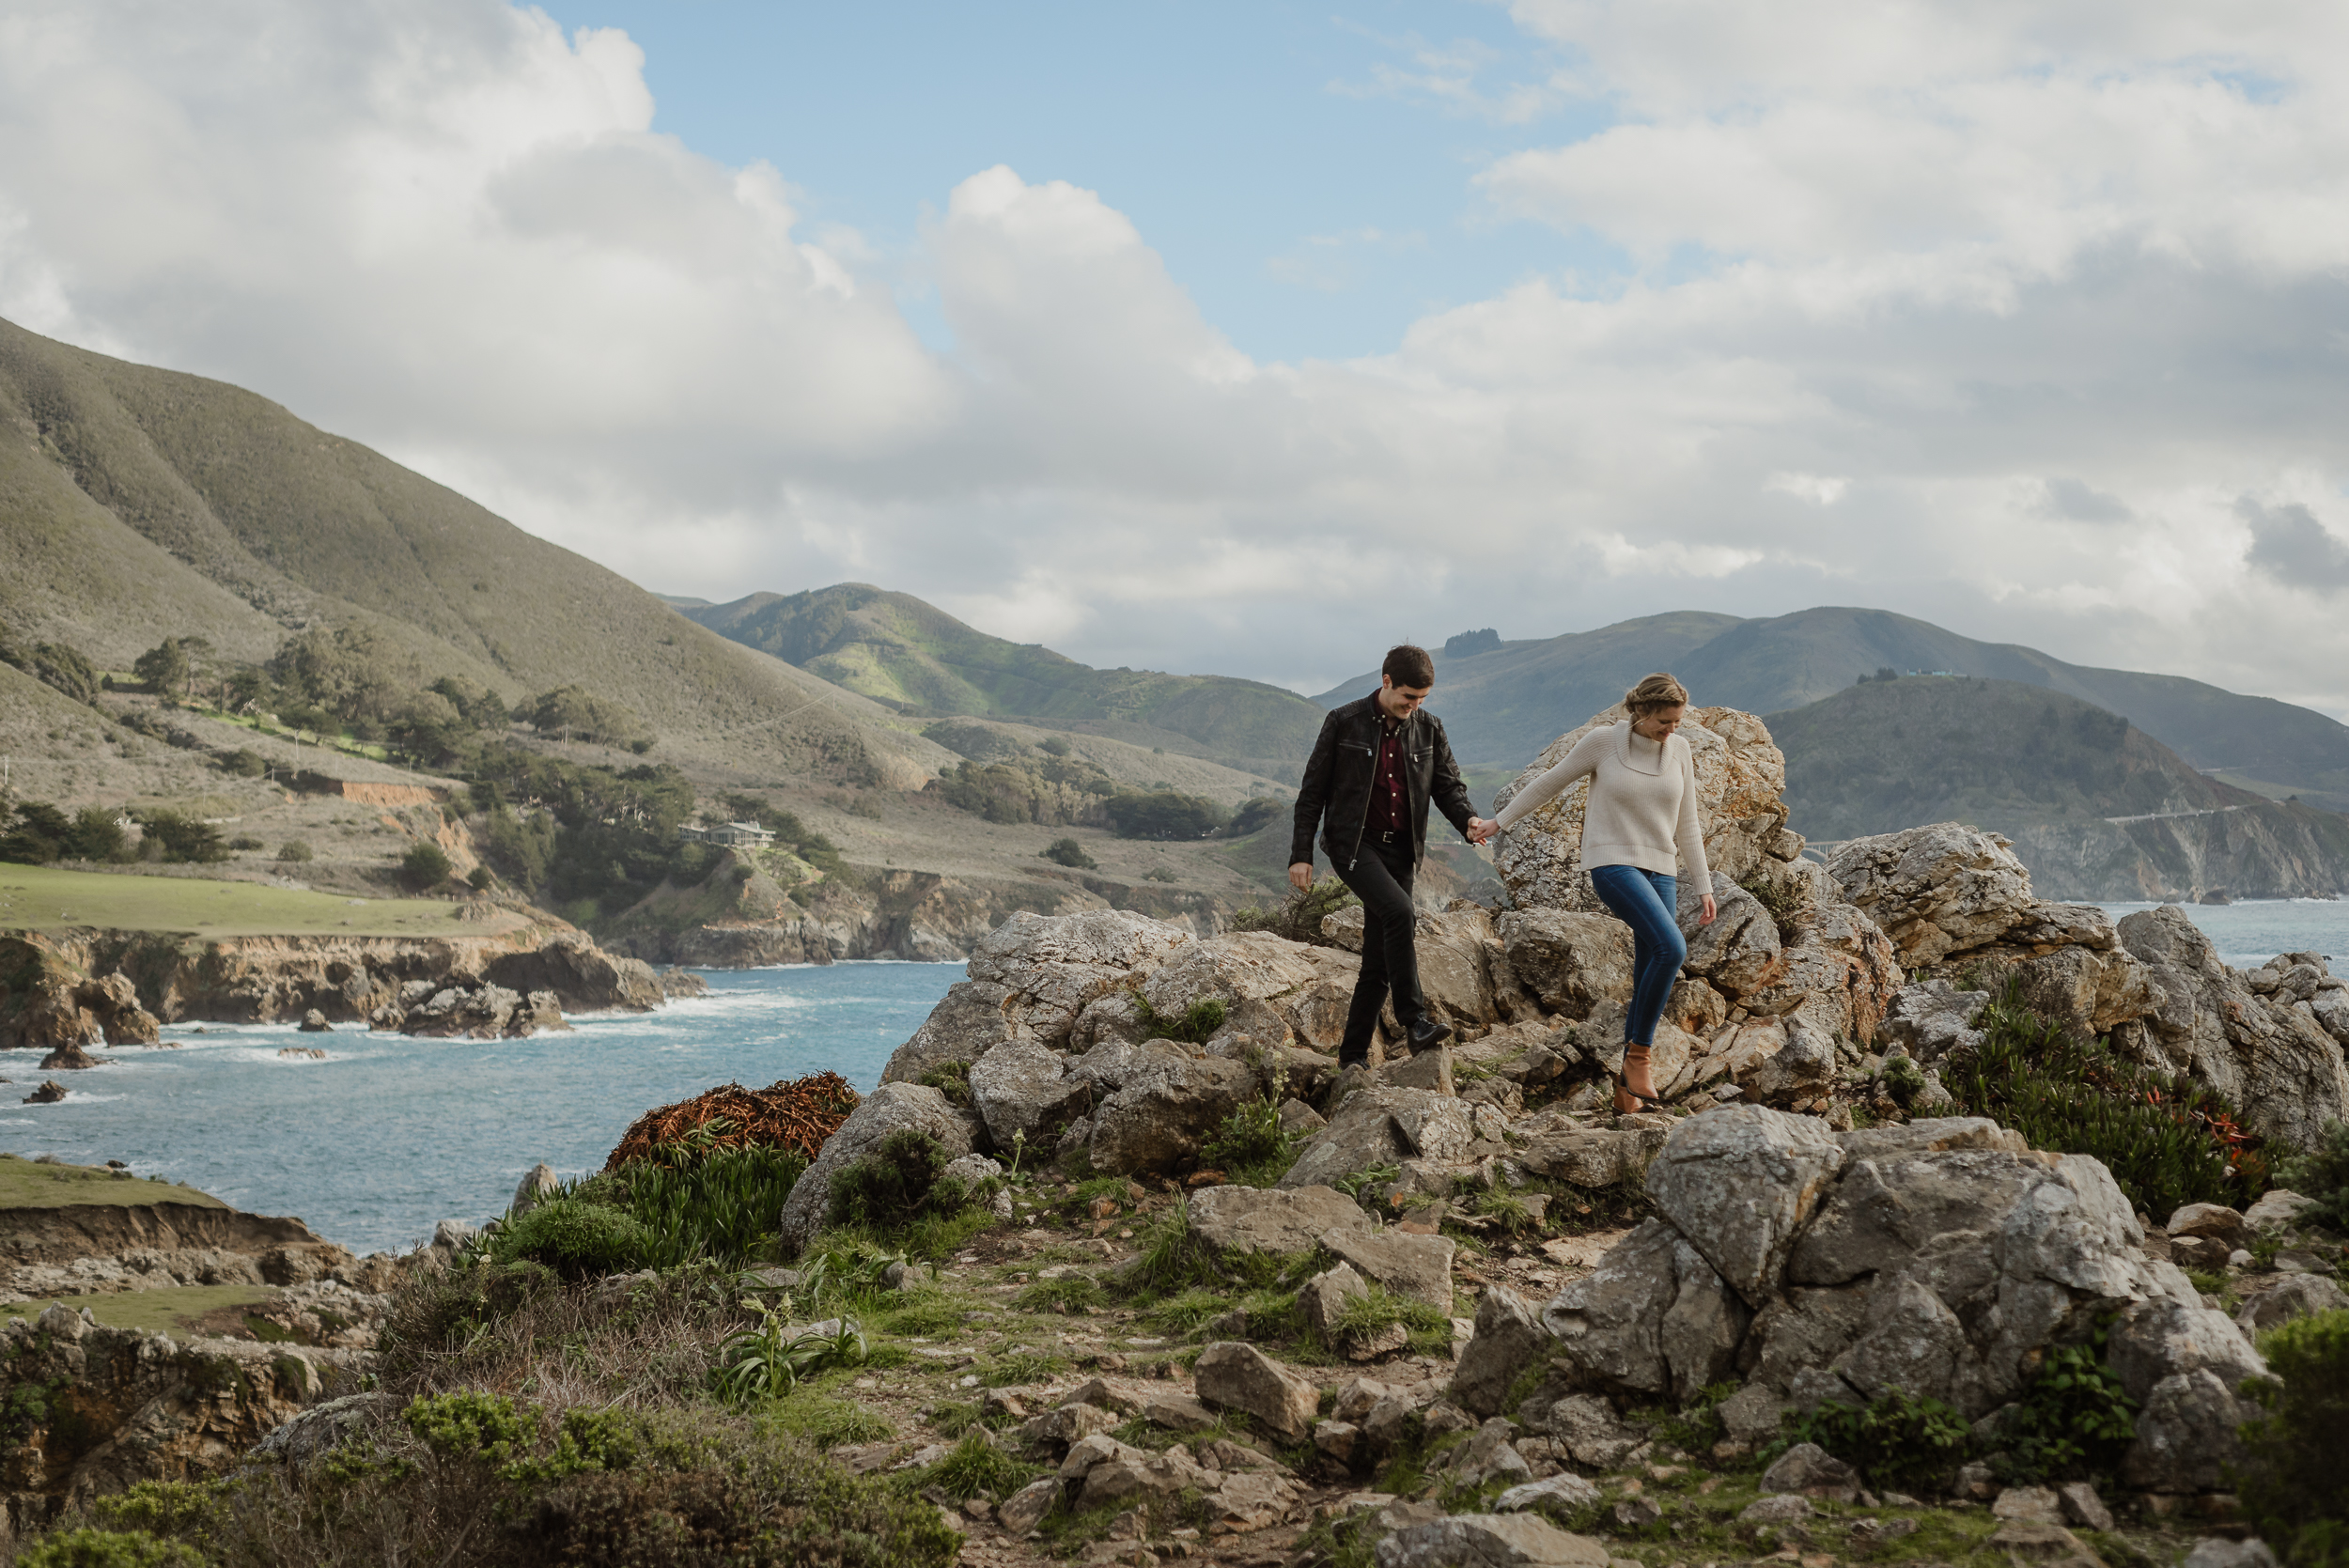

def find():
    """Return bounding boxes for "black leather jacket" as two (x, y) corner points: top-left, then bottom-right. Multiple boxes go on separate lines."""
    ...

(1291, 694), (1477, 873)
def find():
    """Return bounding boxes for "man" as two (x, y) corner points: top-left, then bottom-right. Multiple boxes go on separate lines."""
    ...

(1290, 644), (1493, 1070)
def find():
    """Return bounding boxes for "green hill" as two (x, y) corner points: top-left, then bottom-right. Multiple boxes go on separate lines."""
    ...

(1770, 676), (2349, 900)
(679, 584), (1326, 773)
(1315, 604), (2349, 812)
(0, 316), (946, 793)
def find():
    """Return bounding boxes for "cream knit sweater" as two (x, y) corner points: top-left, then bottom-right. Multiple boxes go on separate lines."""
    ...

(1493, 721), (1710, 882)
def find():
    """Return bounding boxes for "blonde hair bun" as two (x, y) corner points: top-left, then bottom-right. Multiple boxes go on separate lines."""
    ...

(1623, 673), (1689, 717)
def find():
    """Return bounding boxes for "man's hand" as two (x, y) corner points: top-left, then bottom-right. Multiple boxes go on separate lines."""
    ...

(1288, 862), (1315, 893)
(1700, 893), (1718, 925)
(1467, 816), (1498, 846)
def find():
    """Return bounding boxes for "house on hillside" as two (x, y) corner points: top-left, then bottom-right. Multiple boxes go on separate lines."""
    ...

(678, 821), (775, 847)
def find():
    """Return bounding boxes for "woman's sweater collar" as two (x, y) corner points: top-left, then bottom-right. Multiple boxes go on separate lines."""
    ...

(1617, 720), (1670, 776)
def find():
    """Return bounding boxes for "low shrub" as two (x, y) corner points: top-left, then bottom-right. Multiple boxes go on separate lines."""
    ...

(2274, 1121), (2349, 1234)
(16, 1529), (202, 1568)
(1130, 993), (1226, 1045)
(1948, 987), (2266, 1215)
(1231, 877), (1360, 948)
(1199, 1094), (1297, 1187)
(599, 1142), (807, 1270)
(275, 841), (313, 862)
(399, 841), (455, 890)
(487, 1198), (655, 1280)
(826, 1130), (971, 1233)
(2237, 1308), (2349, 1567)
(1772, 1386), (1973, 1493)
(1994, 1324), (2139, 1483)
(1040, 837), (1097, 870)
(916, 1062), (973, 1108)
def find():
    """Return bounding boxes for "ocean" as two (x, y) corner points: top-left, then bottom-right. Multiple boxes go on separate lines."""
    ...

(8, 899), (2346, 1257)
(0, 962), (964, 1256)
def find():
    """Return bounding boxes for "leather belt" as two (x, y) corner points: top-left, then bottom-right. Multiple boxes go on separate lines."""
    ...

(1373, 830), (1398, 845)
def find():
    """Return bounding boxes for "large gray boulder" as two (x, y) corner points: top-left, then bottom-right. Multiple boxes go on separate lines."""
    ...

(1138, 930), (1362, 1052)
(774, 1083), (974, 1255)
(1279, 1087), (1473, 1191)
(1539, 1219), (1750, 1404)
(2118, 905), (2349, 1150)
(963, 908), (1193, 1048)
(1193, 1343), (1321, 1440)
(1645, 1106), (1845, 1306)
(967, 1038), (1090, 1148)
(1495, 910), (1631, 1018)
(1828, 823), (2037, 964)
(1320, 1228), (1457, 1312)
(1882, 979), (1991, 1064)
(879, 979), (1015, 1084)
(1451, 1286), (1553, 1420)
(1086, 1051), (1257, 1173)
(1188, 1184), (1370, 1257)
(1374, 1513), (1610, 1568)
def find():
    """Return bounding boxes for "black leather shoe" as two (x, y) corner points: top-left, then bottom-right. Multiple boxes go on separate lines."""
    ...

(1407, 1016), (1452, 1051)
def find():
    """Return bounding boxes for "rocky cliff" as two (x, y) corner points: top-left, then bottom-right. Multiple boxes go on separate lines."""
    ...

(0, 921), (690, 1050)
(600, 847), (1225, 966)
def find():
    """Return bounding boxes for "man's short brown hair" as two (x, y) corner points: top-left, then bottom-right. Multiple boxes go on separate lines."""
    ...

(1382, 644), (1435, 689)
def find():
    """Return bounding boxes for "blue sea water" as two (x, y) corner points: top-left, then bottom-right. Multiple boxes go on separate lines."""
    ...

(0, 963), (963, 1255)
(2094, 898), (2349, 969)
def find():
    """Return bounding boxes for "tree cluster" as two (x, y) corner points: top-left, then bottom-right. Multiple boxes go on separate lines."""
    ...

(0, 625), (102, 707)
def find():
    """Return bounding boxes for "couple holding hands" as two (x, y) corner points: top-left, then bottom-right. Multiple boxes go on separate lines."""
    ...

(1288, 644), (1715, 1116)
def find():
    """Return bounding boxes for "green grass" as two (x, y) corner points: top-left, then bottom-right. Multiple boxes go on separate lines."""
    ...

(0, 1155), (225, 1211)
(0, 863), (529, 937)
(0, 1282), (277, 1336)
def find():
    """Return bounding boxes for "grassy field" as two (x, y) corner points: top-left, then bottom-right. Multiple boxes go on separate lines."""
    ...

(0, 1281), (276, 1336)
(0, 863), (532, 937)
(0, 1154), (224, 1210)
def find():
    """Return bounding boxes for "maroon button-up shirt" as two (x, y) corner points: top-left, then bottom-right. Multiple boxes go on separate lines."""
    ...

(1364, 701), (1409, 838)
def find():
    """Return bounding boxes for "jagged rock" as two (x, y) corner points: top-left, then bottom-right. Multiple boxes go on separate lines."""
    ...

(251, 1390), (397, 1469)
(2234, 1272), (2349, 1331)
(1190, 1184), (1372, 1257)
(510, 1163), (559, 1217)
(298, 1009), (332, 1032)
(998, 1476), (1061, 1533)
(1141, 1391), (1217, 1431)
(773, 1083), (974, 1255)
(1086, 1050), (1257, 1173)
(1738, 1494), (1814, 1525)
(38, 1044), (100, 1070)
(2059, 1482), (2115, 1532)
(1510, 1126), (1667, 1188)
(1385, 1045), (1455, 1094)
(23, 1079), (67, 1104)
(967, 908), (1198, 1048)
(1320, 1228), (1457, 1312)
(1738, 1017), (1838, 1105)
(1140, 929), (1361, 1052)
(2118, 906), (2349, 1149)
(1451, 1286), (1553, 1420)
(1716, 1383), (1787, 1446)
(1540, 1219), (1748, 1405)
(2244, 1189), (2316, 1233)
(1760, 1441), (1860, 1503)
(1450, 1417), (1532, 1487)
(1883, 979), (1992, 1063)
(1374, 1513), (1610, 1568)
(2123, 1368), (2252, 1493)
(1647, 1106), (1845, 1306)
(1194, 1342), (1322, 1440)
(881, 980), (1018, 1084)
(1994, 1486), (2064, 1523)
(1279, 1098), (1327, 1135)
(1300, 1263), (1371, 1334)
(1828, 823), (2038, 963)
(1495, 910), (1633, 1018)
(967, 1039), (1090, 1148)
(2183, 1540), (2281, 1568)
(1020, 1403), (1117, 1447)
(1280, 1087), (1470, 1190)
(1495, 1474), (1603, 1513)
(2166, 1203), (2250, 1250)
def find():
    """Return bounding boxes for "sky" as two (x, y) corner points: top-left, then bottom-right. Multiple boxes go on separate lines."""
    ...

(5, 1), (2349, 711)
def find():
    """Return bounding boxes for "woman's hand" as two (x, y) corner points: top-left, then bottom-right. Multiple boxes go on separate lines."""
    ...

(1700, 893), (1717, 925)
(1468, 816), (1498, 846)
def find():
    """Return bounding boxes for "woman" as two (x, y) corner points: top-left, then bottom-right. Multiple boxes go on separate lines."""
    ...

(1476, 674), (1716, 1112)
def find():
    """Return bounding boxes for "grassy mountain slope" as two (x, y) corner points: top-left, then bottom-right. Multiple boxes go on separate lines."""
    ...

(1314, 601), (2349, 811)
(1771, 676), (2349, 900)
(1307, 611), (1749, 763)
(0, 317), (947, 790)
(1682, 608), (2349, 811)
(680, 584), (1327, 770)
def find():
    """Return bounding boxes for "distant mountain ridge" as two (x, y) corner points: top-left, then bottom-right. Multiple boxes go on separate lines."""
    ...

(1769, 675), (2349, 900)
(1315, 605), (2349, 813)
(677, 584), (1327, 777)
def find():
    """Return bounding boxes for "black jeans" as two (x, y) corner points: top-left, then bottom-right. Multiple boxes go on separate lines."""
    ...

(1335, 837), (1423, 1064)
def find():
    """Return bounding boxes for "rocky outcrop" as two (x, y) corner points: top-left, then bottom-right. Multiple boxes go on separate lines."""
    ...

(373, 981), (569, 1039)
(772, 1083), (977, 1255)
(0, 1188), (396, 1303)
(1, 924), (672, 1048)
(0, 1304), (364, 1547)
(1510, 1107), (2266, 1494)
(1835, 825), (2349, 1151)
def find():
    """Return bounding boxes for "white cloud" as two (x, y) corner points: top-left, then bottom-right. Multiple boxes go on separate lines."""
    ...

(3, 0), (2349, 717)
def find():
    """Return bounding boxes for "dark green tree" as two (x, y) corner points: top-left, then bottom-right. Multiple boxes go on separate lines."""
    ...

(400, 841), (455, 890)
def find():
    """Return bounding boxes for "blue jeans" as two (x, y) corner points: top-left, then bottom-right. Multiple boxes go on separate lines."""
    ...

(1589, 864), (1684, 1048)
